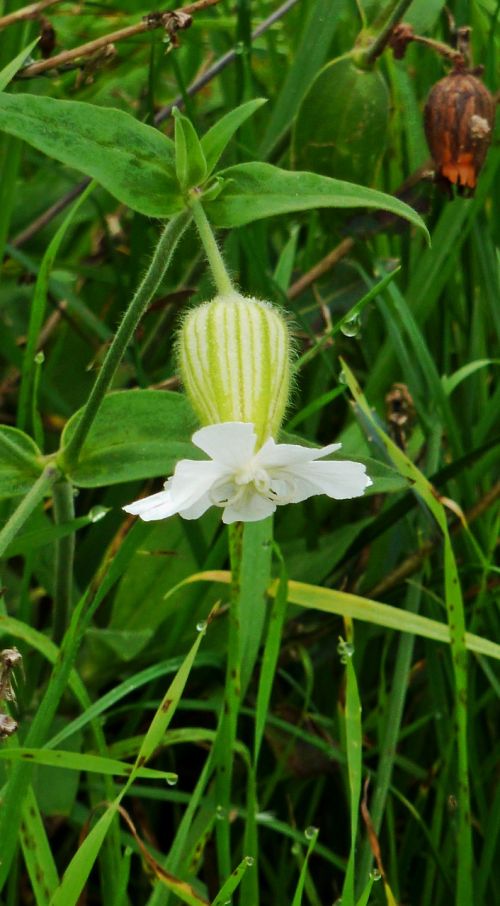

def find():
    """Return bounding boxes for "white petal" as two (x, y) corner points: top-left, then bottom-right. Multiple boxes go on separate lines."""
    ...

(191, 422), (257, 468)
(256, 438), (342, 468)
(178, 492), (214, 520)
(123, 460), (227, 523)
(169, 459), (227, 506)
(123, 489), (170, 516)
(222, 487), (277, 524)
(122, 488), (181, 521)
(282, 460), (372, 502)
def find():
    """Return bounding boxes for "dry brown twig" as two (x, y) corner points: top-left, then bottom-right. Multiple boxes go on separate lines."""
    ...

(0, 0), (61, 31)
(11, 0), (221, 77)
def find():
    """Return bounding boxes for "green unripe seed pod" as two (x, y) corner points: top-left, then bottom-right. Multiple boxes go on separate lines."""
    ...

(292, 57), (390, 186)
(178, 292), (291, 445)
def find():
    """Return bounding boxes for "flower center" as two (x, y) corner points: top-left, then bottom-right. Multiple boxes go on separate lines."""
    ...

(209, 461), (297, 509)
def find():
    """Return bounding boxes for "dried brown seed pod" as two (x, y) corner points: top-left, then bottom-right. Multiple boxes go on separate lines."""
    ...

(0, 647), (22, 703)
(424, 70), (495, 195)
(0, 713), (18, 739)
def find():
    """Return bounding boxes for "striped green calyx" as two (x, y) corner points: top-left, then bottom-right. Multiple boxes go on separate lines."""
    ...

(178, 291), (291, 445)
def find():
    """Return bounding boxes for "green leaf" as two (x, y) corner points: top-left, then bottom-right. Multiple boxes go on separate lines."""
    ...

(0, 94), (183, 217)
(61, 390), (199, 487)
(201, 98), (267, 176)
(291, 826), (319, 906)
(0, 40), (39, 92)
(442, 359), (499, 395)
(173, 108), (207, 191)
(178, 571), (500, 661)
(212, 857), (254, 906)
(17, 180), (96, 434)
(21, 786), (59, 905)
(205, 162), (430, 241)
(292, 58), (390, 185)
(0, 426), (43, 500)
(0, 748), (177, 783)
(49, 804), (119, 906)
(258, 0), (343, 158)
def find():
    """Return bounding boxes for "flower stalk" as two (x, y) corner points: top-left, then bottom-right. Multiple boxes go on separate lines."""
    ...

(189, 196), (233, 296)
(215, 520), (243, 878)
(61, 210), (191, 472)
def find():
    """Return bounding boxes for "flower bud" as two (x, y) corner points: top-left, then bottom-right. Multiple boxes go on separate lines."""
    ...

(178, 292), (291, 444)
(424, 70), (495, 194)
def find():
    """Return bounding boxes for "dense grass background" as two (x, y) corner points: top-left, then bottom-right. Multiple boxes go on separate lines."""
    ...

(0, 1), (498, 904)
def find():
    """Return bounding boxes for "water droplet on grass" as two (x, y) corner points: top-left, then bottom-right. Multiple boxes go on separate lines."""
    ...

(340, 314), (361, 338)
(304, 825), (318, 840)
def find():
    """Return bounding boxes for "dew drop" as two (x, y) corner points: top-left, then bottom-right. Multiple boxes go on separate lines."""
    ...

(34, 351), (45, 365)
(89, 505), (108, 523)
(244, 855), (255, 866)
(196, 620), (207, 633)
(337, 639), (354, 663)
(166, 774), (178, 786)
(338, 369), (347, 385)
(370, 868), (382, 881)
(340, 314), (361, 338)
(304, 826), (318, 840)
(216, 804), (226, 820)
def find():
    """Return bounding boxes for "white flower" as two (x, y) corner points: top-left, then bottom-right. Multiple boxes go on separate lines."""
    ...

(123, 422), (372, 525)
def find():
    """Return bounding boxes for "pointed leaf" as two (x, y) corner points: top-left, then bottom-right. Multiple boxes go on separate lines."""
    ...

(0, 40), (39, 92)
(173, 108), (207, 190)
(205, 162), (430, 241)
(202, 98), (267, 175)
(0, 94), (183, 217)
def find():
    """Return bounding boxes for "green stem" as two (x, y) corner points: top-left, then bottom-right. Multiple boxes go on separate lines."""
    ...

(52, 479), (75, 645)
(0, 466), (59, 559)
(362, 0), (414, 65)
(190, 198), (234, 296)
(215, 521), (243, 880)
(356, 579), (421, 890)
(61, 211), (191, 472)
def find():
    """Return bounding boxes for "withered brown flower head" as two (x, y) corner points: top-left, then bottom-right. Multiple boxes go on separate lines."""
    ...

(0, 714), (18, 739)
(424, 70), (495, 195)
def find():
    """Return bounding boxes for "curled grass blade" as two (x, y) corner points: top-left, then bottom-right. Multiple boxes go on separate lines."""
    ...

(172, 571), (500, 660)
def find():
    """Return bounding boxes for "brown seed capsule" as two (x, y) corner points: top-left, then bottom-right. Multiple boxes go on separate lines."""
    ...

(0, 713), (18, 739)
(424, 70), (495, 194)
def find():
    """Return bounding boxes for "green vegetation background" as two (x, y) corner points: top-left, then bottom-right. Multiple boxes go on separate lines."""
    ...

(0, 1), (498, 905)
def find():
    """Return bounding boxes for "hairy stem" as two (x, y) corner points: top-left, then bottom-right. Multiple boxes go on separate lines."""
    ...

(190, 198), (234, 296)
(61, 211), (191, 472)
(215, 521), (243, 879)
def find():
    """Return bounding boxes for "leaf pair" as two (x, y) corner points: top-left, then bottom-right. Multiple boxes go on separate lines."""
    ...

(0, 46), (429, 239)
